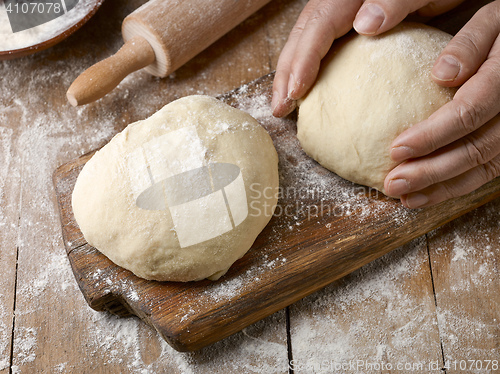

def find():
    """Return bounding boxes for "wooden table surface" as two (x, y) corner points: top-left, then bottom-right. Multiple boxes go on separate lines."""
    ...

(0, 0), (498, 373)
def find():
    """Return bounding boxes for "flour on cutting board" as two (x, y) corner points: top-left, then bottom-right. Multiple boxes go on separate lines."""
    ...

(0, 0), (101, 52)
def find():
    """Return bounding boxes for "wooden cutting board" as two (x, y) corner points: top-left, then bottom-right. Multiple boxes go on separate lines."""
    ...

(54, 72), (500, 352)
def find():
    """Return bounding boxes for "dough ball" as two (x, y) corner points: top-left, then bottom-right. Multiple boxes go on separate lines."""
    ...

(297, 23), (456, 193)
(72, 95), (279, 282)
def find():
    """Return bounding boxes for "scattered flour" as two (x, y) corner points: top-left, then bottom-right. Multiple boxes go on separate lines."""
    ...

(289, 237), (445, 372)
(0, 126), (13, 206)
(0, 41), (118, 372)
(429, 204), (500, 365)
(0, 126), (15, 371)
(78, 307), (288, 374)
(0, 303), (9, 371)
(12, 327), (37, 366)
(0, 359), (7, 372)
(237, 91), (273, 121)
(199, 252), (289, 304)
(451, 233), (470, 262)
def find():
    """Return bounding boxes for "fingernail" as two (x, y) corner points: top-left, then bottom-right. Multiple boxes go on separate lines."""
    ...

(287, 73), (298, 99)
(388, 178), (410, 196)
(353, 4), (385, 35)
(391, 145), (414, 162)
(271, 90), (280, 114)
(272, 91), (296, 117)
(406, 193), (428, 209)
(432, 55), (461, 82)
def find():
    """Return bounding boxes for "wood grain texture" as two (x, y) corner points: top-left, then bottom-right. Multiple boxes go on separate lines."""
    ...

(54, 72), (500, 352)
(288, 237), (445, 372)
(427, 200), (500, 368)
(0, 125), (20, 373)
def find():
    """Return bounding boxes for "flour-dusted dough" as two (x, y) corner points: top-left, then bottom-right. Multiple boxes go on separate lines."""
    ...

(72, 95), (279, 282)
(297, 23), (456, 193)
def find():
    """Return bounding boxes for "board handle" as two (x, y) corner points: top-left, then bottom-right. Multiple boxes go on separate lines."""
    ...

(66, 36), (155, 107)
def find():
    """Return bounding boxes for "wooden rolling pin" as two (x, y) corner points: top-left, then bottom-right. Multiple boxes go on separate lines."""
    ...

(66, 0), (272, 106)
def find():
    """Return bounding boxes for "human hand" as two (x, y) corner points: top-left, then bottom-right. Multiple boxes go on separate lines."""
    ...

(384, 0), (500, 208)
(271, 0), (465, 117)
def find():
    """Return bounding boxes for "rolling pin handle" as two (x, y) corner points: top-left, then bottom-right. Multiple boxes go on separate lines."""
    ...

(66, 36), (156, 107)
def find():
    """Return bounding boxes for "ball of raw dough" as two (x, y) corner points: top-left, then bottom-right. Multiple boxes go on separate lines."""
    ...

(72, 95), (279, 282)
(297, 23), (456, 193)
